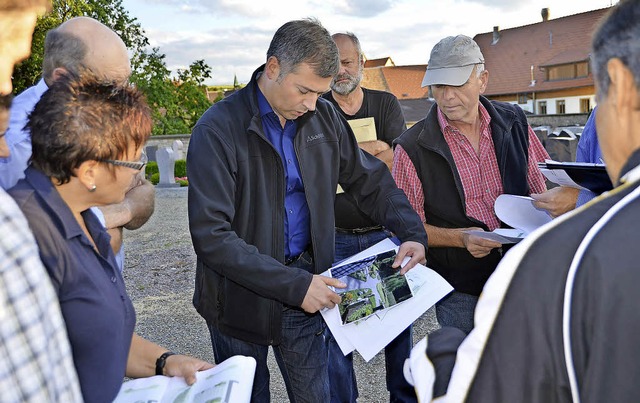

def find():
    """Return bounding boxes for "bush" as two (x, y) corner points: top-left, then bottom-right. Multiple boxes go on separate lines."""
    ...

(146, 159), (187, 185)
(145, 161), (158, 180)
(174, 159), (187, 178)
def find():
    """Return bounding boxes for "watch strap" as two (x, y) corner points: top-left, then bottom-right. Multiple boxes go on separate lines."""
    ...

(155, 351), (176, 376)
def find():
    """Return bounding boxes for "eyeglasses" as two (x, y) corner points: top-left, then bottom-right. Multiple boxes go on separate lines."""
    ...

(103, 153), (148, 171)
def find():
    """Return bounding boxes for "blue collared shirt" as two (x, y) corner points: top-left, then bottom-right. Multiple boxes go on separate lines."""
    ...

(256, 87), (310, 259)
(8, 167), (136, 402)
(576, 106), (602, 206)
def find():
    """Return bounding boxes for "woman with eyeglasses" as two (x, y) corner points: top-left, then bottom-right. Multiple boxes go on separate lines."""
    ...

(8, 74), (213, 402)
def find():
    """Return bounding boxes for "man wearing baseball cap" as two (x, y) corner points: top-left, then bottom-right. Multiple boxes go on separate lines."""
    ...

(393, 35), (549, 334)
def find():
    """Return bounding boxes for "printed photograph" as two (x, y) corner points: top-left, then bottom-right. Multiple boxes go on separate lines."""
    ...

(331, 250), (413, 324)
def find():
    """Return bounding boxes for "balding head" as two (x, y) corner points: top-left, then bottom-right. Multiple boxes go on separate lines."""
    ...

(43, 17), (130, 85)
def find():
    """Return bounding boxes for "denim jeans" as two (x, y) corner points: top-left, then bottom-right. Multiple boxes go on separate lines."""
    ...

(326, 229), (416, 403)
(435, 291), (479, 335)
(207, 254), (329, 403)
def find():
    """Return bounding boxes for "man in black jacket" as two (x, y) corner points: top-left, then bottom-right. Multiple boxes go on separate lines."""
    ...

(393, 35), (548, 335)
(187, 18), (427, 403)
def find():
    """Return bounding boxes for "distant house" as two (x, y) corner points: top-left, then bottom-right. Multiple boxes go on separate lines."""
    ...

(363, 56), (395, 68)
(362, 64), (433, 125)
(474, 7), (610, 115)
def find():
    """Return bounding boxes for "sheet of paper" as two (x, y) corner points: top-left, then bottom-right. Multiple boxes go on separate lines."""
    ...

(347, 117), (377, 143)
(494, 194), (552, 235)
(331, 250), (414, 325)
(320, 239), (397, 355)
(321, 239), (453, 362)
(113, 356), (256, 403)
(539, 168), (586, 190)
(464, 228), (524, 244)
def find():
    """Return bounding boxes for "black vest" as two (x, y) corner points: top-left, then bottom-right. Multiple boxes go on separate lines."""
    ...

(394, 96), (531, 295)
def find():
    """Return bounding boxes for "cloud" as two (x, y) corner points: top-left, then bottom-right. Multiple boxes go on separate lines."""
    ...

(331, 0), (396, 17)
(459, 0), (525, 11)
(144, 24), (274, 84)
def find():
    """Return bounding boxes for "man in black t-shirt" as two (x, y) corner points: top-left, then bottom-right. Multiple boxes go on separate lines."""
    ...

(323, 32), (416, 403)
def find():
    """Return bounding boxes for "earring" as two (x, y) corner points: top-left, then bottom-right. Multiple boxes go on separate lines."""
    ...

(89, 184), (97, 192)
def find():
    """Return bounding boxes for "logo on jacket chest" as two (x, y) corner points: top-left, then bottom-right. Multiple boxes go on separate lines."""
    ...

(306, 132), (325, 143)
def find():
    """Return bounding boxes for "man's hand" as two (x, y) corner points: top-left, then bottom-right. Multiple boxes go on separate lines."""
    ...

(530, 187), (580, 218)
(164, 354), (215, 385)
(461, 227), (502, 258)
(358, 140), (390, 156)
(300, 275), (346, 313)
(392, 240), (426, 275)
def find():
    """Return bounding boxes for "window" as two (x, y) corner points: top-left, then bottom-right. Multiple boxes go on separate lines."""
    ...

(538, 101), (547, 115)
(580, 98), (590, 113)
(518, 93), (530, 104)
(556, 100), (566, 114)
(545, 61), (590, 81)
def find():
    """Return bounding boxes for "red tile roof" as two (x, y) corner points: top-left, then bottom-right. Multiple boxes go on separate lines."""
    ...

(362, 65), (429, 100)
(474, 7), (610, 96)
(364, 57), (395, 68)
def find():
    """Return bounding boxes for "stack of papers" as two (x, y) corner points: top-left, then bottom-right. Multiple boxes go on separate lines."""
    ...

(113, 355), (256, 403)
(321, 239), (453, 361)
(466, 194), (552, 244)
(538, 160), (612, 194)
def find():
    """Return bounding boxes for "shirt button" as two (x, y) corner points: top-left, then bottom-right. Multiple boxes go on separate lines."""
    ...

(111, 276), (117, 283)
(289, 209), (293, 214)
(287, 159), (292, 164)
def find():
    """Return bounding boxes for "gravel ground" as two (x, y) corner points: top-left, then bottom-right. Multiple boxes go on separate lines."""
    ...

(123, 187), (439, 402)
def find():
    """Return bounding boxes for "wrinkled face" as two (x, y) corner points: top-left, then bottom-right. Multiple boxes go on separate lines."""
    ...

(331, 36), (363, 96)
(0, 10), (42, 159)
(267, 60), (332, 121)
(431, 67), (488, 126)
(0, 11), (41, 96)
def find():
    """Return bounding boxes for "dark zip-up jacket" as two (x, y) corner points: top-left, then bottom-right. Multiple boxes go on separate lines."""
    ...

(394, 97), (530, 295)
(187, 66), (427, 345)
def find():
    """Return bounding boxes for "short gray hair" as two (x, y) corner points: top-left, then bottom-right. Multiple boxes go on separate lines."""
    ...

(333, 32), (364, 64)
(591, 0), (640, 101)
(42, 27), (88, 85)
(266, 18), (339, 81)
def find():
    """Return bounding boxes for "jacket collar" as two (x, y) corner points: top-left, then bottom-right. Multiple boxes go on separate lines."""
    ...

(415, 96), (516, 150)
(23, 167), (108, 252)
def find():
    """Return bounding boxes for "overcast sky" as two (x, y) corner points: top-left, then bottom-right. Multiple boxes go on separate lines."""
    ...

(120, 0), (617, 86)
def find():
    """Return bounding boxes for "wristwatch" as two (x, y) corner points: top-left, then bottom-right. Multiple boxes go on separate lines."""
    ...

(155, 351), (176, 376)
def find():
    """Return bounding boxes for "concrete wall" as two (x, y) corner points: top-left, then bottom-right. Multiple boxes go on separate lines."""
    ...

(526, 113), (590, 128)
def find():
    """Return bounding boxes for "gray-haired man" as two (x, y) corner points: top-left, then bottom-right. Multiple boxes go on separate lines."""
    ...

(393, 35), (548, 334)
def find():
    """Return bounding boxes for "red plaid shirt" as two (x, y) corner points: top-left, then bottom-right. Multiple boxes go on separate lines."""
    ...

(393, 103), (548, 230)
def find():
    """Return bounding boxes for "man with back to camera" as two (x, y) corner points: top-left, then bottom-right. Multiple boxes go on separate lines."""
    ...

(0, 16), (154, 271)
(0, 0), (82, 400)
(322, 31), (416, 403)
(187, 18), (427, 403)
(393, 34), (549, 335)
(406, 2), (640, 400)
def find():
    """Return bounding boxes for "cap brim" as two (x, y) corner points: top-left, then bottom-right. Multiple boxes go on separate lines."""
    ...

(421, 65), (475, 87)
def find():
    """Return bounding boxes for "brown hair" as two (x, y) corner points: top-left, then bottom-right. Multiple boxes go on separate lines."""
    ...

(28, 73), (152, 183)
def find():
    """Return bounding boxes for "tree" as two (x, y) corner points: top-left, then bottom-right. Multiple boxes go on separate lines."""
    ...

(131, 54), (212, 135)
(12, 0), (148, 93)
(12, 0), (213, 135)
